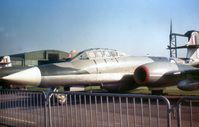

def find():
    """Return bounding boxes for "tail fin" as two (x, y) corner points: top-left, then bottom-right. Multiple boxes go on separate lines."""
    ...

(186, 31), (199, 64)
(0, 56), (12, 68)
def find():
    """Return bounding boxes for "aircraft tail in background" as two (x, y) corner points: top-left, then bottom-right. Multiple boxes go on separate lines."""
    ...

(186, 31), (199, 59)
(0, 56), (12, 68)
(168, 22), (199, 67)
(186, 31), (199, 66)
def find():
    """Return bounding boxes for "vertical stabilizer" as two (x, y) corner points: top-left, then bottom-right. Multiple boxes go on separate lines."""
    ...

(186, 31), (199, 64)
(0, 56), (12, 68)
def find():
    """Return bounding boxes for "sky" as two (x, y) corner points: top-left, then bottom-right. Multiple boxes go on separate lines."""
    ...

(0, 0), (199, 57)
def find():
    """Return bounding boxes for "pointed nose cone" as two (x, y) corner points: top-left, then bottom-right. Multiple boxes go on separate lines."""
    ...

(2, 67), (41, 86)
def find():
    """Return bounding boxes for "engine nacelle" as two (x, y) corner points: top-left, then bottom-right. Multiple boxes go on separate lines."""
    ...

(134, 62), (180, 85)
(178, 80), (199, 91)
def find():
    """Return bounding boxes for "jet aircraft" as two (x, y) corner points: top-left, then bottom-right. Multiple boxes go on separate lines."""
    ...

(0, 45), (199, 94)
(1, 26), (199, 94)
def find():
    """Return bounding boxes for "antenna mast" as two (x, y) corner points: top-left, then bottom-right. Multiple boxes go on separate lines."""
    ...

(169, 20), (177, 58)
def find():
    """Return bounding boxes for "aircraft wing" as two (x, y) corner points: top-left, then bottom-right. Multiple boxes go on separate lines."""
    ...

(168, 45), (199, 49)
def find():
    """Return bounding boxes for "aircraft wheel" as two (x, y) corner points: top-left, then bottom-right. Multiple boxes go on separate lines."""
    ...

(64, 86), (70, 91)
(151, 90), (163, 95)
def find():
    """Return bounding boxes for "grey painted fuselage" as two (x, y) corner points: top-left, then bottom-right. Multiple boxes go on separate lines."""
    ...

(1, 48), (198, 92)
(39, 56), (156, 87)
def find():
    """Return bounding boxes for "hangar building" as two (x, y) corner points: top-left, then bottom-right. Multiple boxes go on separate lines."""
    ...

(2, 50), (69, 67)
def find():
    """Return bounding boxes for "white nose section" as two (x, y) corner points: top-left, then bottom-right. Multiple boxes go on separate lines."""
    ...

(2, 67), (41, 86)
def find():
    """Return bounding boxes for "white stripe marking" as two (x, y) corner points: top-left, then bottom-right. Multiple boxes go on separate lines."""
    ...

(0, 116), (35, 124)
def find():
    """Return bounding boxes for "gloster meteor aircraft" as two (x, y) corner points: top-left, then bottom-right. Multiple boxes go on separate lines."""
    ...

(1, 46), (199, 94)
(1, 29), (199, 94)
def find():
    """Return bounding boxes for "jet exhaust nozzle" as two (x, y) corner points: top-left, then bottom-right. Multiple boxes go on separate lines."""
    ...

(134, 65), (150, 85)
(134, 62), (179, 85)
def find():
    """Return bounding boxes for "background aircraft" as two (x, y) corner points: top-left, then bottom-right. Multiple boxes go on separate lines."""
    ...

(0, 56), (12, 68)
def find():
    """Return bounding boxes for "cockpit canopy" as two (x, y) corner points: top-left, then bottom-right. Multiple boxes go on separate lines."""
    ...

(72, 48), (127, 61)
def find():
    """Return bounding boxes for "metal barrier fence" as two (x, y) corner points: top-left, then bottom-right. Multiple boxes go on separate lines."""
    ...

(0, 89), (46, 127)
(0, 90), (171, 127)
(47, 92), (171, 127)
(176, 96), (199, 127)
(0, 89), (198, 127)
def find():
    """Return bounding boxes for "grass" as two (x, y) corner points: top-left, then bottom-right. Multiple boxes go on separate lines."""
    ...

(129, 86), (199, 96)
(26, 86), (48, 91)
(85, 86), (101, 91)
(24, 85), (199, 96)
(164, 86), (199, 96)
(129, 87), (151, 94)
